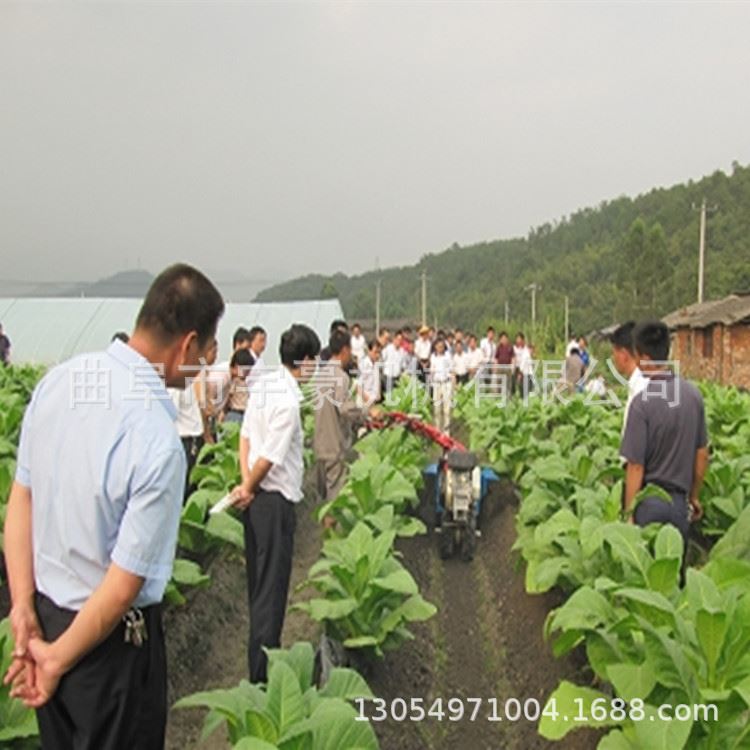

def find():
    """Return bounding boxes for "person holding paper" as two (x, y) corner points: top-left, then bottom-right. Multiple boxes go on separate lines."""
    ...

(231, 324), (321, 683)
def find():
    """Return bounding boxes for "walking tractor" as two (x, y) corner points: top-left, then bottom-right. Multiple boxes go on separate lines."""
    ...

(366, 411), (499, 561)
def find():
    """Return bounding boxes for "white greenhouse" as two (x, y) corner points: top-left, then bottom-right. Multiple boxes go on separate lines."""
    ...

(0, 298), (344, 366)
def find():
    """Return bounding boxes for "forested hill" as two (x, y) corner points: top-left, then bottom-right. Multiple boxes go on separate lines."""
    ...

(255, 162), (750, 335)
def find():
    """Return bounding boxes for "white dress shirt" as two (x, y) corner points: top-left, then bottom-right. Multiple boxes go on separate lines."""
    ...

(453, 351), (469, 377)
(169, 384), (203, 437)
(480, 337), (496, 363)
(430, 353), (453, 383)
(414, 337), (432, 361)
(241, 365), (304, 502)
(358, 354), (381, 405)
(382, 343), (404, 378)
(351, 334), (367, 362)
(514, 345), (534, 376)
(623, 367), (649, 434)
(467, 347), (484, 371)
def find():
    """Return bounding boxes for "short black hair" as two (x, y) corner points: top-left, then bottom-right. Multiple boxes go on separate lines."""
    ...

(379, 327), (389, 336)
(280, 324), (321, 367)
(394, 329), (403, 337)
(368, 338), (381, 350)
(111, 331), (130, 343)
(516, 331), (525, 340)
(230, 348), (255, 369)
(633, 321), (670, 362)
(233, 326), (252, 348)
(499, 330), (508, 338)
(248, 326), (266, 344)
(569, 347), (581, 357)
(610, 321), (636, 353)
(329, 329), (352, 356)
(329, 319), (348, 334)
(352, 322), (361, 332)
(487, 326), (495, 333)
(135, 264), (224, 346)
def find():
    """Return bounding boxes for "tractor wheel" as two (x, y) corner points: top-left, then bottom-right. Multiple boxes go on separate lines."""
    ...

(460, 518), (477, 562)
(439, 526), (454, 559)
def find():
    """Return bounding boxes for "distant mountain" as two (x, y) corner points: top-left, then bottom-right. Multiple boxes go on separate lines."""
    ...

(1, 268), (284, 302)
(254, 162), (750, 338)
(62, 269), (155, 298)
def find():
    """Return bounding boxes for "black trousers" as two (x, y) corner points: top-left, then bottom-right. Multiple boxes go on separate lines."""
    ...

(180, 435), (204, 503)
(34, 593), (166, 750)
(242, 490), (296, 683)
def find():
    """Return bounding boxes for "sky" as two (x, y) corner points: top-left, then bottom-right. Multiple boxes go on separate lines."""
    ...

(2, 1), (749, 295)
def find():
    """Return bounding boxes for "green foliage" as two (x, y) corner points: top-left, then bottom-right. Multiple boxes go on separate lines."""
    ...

(174, 642), (378, 749)
(255, 163), (750, 339)
(295, 522), (436, 656)
(0, 366), (44, 563)
(458, 383), (750, 748)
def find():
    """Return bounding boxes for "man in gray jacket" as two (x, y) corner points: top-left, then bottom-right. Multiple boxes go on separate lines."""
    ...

(314, 329), (379, 518)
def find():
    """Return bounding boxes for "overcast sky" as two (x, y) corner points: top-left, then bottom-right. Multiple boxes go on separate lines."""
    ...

(2, 1), (749, 291)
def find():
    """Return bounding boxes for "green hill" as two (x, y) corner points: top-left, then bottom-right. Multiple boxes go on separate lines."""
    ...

(255, 162), (750, 339)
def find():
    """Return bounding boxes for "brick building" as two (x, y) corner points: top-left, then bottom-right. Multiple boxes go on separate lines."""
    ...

(663, 293), (750, 388)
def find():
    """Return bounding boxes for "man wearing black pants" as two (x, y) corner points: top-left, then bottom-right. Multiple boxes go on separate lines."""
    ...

(231, 324), (320, 683)
(3, 265), (224, 748)
(621, 321), (708, 562)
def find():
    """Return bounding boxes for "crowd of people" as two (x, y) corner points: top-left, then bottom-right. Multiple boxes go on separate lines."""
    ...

(2, 263), (709, 750)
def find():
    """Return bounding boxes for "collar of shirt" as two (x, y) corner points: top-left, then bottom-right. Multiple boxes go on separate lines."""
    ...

(107, 339), (177, 420)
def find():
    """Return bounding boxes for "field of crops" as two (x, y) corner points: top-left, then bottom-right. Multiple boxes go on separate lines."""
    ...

(1, 366), (750, 749)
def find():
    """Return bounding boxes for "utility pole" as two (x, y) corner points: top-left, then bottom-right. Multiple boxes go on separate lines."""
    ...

(564, 295), (569, 342)
(504, 300), (509, 325)
(526, 283), (538, 331)
(421, 270), (427, 327)
(375, 279), (381, 337)
(693, 198), (718, 304)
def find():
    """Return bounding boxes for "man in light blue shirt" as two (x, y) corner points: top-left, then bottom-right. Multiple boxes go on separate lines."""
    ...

(4, 264), (224, 750)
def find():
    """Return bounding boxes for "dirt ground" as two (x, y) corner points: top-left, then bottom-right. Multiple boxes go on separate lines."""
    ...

(165, 477), (600, 750)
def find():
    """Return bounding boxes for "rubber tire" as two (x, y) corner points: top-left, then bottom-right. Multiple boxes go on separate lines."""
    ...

(439, 527), (454, 559)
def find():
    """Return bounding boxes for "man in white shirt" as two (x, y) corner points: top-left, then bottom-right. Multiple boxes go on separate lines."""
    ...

(231, 324), (320, 683)
(381, 329), (405, 396)
(430, 339), (455, 434)
(610, 321), (648, 433)
(466, 334), (484, 379)
(513, 332), (534, 396)
(479, 326), (497, 364)
(414, 325), (432, 382)
(452, 340), (470, 385)
(350, 323), (367, 364)
(357, 339), (382, 406)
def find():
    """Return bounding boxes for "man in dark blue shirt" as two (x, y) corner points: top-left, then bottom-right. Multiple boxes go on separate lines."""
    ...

(621, 321), (708, 548)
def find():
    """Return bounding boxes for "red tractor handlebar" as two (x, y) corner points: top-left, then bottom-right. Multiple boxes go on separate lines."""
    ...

(365, 411), (466, 452)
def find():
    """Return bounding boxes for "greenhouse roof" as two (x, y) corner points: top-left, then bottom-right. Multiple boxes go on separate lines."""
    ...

(0, 297), (344, 366)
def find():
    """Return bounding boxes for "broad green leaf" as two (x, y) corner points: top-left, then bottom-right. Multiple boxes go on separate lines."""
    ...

(308, 698), (379, 750)
(606, 662), (656, 702)
(632, 705), (693, 750)
(695, 609), (727, 685)
(304, 598), (358, 622)
(233, 739), (279, 750)
(319, 669), (374, 700)
(539, 681), (620, 740)
(654, 524), (684, 560)
(371, 570), (418, 595)
(265, 662), (306, 738)
(646, 558), (680, 594)
(267, 642), (315, 695)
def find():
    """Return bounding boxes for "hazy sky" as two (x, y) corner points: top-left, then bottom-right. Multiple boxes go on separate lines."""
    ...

(2, 1), (749, 291)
